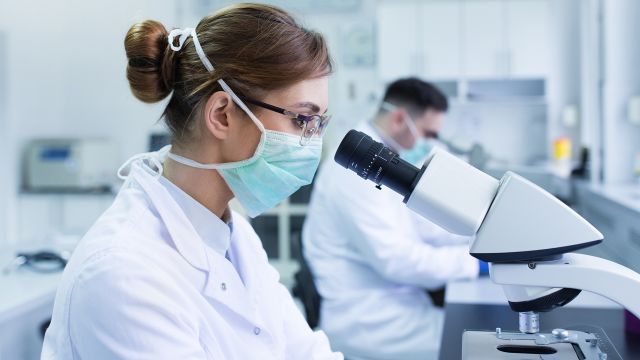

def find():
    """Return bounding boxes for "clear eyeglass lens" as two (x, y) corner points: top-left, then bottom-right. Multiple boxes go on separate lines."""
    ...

(298, 115), (331, 146)
(317, 115), (331, 136)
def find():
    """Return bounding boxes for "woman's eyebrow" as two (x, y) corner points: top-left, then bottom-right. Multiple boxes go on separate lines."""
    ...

(290, 101), (321, 113)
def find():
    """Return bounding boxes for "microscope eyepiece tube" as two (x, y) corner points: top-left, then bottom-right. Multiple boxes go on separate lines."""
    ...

(334, 130), (421, 198)
(335, 129), (500, 236)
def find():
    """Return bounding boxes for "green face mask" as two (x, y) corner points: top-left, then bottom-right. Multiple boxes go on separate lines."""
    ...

(380, 102), (436, 166)
(399, 138), (435, 166)
(169, 131), (321, 218)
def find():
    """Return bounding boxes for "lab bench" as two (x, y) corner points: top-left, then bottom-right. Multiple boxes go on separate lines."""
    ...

(441, 278), (640, 359)
(582, 183), (640, 214)
(0, 269), (60, 360)
(573, 182), (640, 274)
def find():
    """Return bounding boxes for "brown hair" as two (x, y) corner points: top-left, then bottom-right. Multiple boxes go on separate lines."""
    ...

(124, 3), (332, 143)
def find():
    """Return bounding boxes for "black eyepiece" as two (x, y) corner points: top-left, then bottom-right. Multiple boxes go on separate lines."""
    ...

(334, 130), (421, 198)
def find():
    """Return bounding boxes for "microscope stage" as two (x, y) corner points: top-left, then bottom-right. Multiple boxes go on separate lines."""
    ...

(461, 326), (621, 360)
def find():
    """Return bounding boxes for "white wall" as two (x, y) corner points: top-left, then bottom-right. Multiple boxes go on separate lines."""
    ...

(0, 31), (8, 245)
(602, 0), (640, 183)
(304, 2), (380, 153)
(547, 0), (582, 159)
(1, 0), (382, 245)
(579, 0), (604, 182)
(442, 102), (548, 165)
(145, 0), (381, 157)
(2, 0), (619, 245)
(2, 0), (177, 244)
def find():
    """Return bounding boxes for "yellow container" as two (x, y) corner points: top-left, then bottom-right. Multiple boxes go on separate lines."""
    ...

(553, 137), (572, 160)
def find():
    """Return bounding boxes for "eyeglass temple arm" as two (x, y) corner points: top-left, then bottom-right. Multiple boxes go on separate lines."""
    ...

(239, 96), (292, 116)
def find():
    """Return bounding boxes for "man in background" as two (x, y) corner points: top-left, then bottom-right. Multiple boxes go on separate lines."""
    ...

(303, 78), (485, 360)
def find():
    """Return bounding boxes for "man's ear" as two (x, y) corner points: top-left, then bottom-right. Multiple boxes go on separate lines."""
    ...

(203, 91), (234, 140)
(390, 109), (406, 131)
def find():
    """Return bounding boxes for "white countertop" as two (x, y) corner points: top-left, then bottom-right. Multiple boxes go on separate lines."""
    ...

(0, 245), (68, 323)
(0, 270), (61, 323)
(583, 182), (640, 215)
(446, 277), (621, 309)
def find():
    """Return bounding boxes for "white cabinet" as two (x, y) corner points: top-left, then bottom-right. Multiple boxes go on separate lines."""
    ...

(377, 0), (550, 81)
(462, 0), (506, 78)
(421, 1), (463, 78)
(18, 193), (114, 243)
(377, 2), (420, 82)
(461, 0), (551, 78)
(378, 1), (461, 81)
(505, 0), (551, 77)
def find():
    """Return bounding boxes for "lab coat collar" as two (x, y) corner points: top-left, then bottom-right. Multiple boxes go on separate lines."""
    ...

(130, 162), (211, 273)
(125, 158), (264, 327)
(158, 175), (232, 257)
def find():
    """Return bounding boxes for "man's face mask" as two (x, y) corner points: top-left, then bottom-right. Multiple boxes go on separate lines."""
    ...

(381, 102), (439, 166)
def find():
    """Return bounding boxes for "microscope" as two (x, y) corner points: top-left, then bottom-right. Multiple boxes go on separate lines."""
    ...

(334, 130), (640, 360)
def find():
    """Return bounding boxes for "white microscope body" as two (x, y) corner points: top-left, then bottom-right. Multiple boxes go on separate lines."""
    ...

(406, 149), (640, 323)
(335, 129), (639, 358)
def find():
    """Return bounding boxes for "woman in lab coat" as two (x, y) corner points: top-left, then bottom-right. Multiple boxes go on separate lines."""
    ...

(42, 4), (341, 359)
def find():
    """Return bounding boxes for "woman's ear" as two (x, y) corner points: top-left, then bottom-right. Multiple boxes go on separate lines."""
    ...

(203, 91), (234, 140)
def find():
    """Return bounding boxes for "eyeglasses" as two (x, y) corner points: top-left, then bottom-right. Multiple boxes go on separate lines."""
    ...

(240, 96), (331, 146)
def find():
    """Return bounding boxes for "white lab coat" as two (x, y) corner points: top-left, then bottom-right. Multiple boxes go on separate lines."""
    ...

(42, 153), (342, 360)
(302, 122), (478, 360)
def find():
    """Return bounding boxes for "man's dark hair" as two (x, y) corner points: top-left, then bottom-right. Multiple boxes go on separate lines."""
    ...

(381, 77), (448, 116)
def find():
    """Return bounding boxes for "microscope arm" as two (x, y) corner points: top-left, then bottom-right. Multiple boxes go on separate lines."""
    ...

(490, 253), (640, 318)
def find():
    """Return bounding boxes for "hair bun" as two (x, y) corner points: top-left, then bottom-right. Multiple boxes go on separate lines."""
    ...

(124, 20), (175, 103)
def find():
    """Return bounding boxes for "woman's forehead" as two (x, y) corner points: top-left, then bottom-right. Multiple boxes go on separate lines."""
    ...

(264, 77), (329, 113)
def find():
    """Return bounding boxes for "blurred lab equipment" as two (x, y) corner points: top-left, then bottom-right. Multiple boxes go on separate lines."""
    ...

(148, 133), (172, 152)
(628, 96), (640, 125)
(3, 250), (68, 274)
(440, 139), (493, 170)
(552, 136), (572, 177)
(335, 129), (639, 359)
(634, 153), (640, 185)
(24, 139), (118, 192)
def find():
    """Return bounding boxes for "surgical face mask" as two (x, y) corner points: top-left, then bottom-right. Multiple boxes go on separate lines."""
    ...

(380, 102), (437, 166)
(165, 28), (323, 217)
(400, 138), (436, 166)
(169, 133), (321, 218)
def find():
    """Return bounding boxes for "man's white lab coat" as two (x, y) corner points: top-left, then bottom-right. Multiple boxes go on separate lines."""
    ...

(303, 123), (478, 360)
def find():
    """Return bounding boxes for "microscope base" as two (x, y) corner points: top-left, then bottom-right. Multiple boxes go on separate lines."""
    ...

(461, 326), (621, 360)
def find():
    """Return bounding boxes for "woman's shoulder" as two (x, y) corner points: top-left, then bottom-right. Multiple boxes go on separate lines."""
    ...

(64, 189), (185, 292)
(61, 245), (199, 344)
(61, 239), (197, 327)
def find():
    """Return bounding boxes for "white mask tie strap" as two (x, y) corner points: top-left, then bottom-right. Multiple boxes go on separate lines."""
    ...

(168, 28), (193, 51)
(117, 145), (171, 180)
(166, 27), (263, 132)
(381, 101), (421, 139)
(168, 27), (214, 72)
